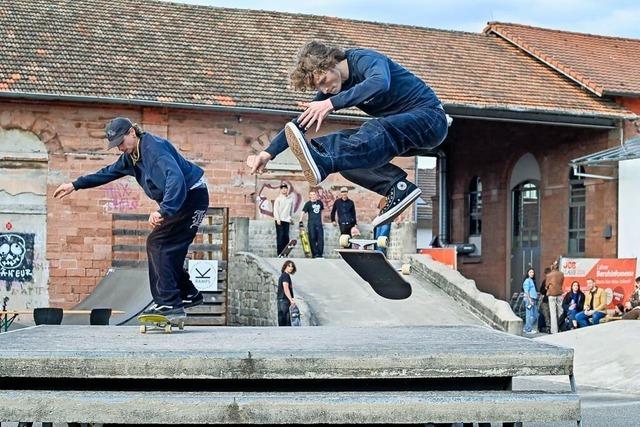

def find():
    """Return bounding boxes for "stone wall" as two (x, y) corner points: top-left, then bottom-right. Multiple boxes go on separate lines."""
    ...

(409, 254), (523, 335)
(228, 252), (278, 326)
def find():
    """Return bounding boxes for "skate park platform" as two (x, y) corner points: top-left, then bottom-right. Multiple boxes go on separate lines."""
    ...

(0, 325), (580, 425)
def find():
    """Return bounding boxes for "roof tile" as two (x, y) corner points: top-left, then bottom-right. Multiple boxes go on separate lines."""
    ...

(0, 0), (631, 119)
(486, 22), (640, 97)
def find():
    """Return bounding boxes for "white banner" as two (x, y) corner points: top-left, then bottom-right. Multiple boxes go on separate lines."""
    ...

(188, 260), (218, 291)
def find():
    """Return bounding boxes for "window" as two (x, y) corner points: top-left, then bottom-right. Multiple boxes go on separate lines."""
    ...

(568, 168), (586, 255)
(468, 177), (482, 236)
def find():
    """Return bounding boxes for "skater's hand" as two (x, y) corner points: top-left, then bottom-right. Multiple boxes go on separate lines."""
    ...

(276, 220), (281, 225)
(149, 211), (164, 227)
(53, 182), (75, 199)
(248, 151), (272, 175)
(299, 99), (334, 132)
(289, 298), (297, 307)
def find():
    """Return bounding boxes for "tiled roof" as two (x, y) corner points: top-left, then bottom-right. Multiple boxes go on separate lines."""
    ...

(0, 0), (631, 119)
(486, 22), (640, 97)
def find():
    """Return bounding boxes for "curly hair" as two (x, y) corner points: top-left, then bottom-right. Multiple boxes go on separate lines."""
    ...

(289, 40), (346, 91)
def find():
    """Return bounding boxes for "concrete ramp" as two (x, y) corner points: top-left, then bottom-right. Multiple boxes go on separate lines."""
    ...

(535, 320), (640, 393)
(263, 257), (484, 326)
(62, 268), (152, 326)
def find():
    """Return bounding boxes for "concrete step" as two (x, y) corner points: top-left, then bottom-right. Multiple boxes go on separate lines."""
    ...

(0, 389), (581, 424)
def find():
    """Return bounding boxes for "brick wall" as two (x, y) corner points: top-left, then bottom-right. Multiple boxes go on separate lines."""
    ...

(439, 118), (619, 300)
(0, 100), (415, 308)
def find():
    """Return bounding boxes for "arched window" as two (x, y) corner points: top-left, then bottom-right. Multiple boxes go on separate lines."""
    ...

(468, 176), (482, 236)
(568, 168), (586, 255)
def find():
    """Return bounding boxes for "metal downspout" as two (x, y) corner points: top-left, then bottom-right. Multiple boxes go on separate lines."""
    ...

(437, 150), (450, 245)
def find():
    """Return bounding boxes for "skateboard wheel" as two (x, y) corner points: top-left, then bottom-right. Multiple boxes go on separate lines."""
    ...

(377, 236), (388, 249)
(401, 263), (411, 275)
(164, 324), (172, 333)
(140, 325), (147, 334)
(339, 234), (351, 248)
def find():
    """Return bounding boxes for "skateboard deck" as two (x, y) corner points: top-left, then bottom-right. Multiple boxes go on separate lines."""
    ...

(137, 313), (185, 334)
(278, 239), (297, 258)
(299, 224), (312, 258)
(337, 249), (412, 300)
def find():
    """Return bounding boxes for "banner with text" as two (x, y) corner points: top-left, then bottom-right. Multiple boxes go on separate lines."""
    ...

(419, 248), (457, 270)
(560, 257), (637, 308)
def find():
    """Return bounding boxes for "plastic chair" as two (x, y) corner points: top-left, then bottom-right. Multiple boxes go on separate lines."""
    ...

(90, 308), (112, 325)
(33, 308), (63, 325)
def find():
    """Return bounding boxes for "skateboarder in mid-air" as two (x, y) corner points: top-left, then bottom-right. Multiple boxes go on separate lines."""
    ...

(53, 117), (208, 321)
(249, 40), (450, 227)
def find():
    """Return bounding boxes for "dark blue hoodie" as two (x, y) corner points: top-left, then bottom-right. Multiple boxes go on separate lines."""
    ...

(266, 48), (441, 159)
(73, 132), (204, 218)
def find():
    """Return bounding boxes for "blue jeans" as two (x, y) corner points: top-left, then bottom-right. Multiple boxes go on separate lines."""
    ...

(576, 310), (606, 327)
(311, 105), (448, 195)
(524, 299), (539, 332)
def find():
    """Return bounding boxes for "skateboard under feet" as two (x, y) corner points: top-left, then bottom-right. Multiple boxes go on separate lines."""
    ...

(137, 313), (185, 334)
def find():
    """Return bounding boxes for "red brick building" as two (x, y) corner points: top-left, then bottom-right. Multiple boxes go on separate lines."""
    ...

(0, 1), (635, 308)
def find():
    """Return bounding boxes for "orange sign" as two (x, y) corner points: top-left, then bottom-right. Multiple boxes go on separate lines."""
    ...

(560, 257), (637, 308)
(419, 248), (457, 270)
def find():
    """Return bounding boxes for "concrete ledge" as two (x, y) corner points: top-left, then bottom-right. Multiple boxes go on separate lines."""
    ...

(0, 389), (580, 424)
(409, 255), (523, 335)
(0, 325), (571, 379)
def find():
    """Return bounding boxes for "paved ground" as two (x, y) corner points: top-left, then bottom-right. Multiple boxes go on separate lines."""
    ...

(264, 257), (485, 326)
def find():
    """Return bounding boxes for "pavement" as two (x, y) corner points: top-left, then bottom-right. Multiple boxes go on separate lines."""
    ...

(263, 257), (485, 326)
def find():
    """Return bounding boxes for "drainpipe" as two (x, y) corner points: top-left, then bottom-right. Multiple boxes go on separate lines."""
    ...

(436, 150), (450, 245)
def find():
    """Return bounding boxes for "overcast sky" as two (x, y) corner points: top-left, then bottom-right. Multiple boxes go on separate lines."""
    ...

(162, 0), (640, 38)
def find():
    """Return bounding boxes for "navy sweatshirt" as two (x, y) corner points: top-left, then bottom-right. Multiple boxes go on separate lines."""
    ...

(266, 48), (441, 159)
(73, 133), (204, 218)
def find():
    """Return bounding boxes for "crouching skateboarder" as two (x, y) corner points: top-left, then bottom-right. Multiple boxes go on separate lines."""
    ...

(249, 40), (450, 227)
(54, 117), (208, 321)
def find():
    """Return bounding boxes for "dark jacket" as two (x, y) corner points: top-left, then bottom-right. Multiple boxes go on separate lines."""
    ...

(562, 290), (585, 314)
(73, 132), (204, 218)
(330, 198), (357, 225)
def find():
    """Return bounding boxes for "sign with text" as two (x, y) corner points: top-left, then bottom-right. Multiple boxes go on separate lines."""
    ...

(188, 260), (219, 291)
(419, 248), (457, 270)
(560, 257), (637, 308)
(0, 232), (35, 282)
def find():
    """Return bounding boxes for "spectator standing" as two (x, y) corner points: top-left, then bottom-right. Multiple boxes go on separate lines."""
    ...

(300, 190), (325, 258)
(331, 187), (357, 236)
(561, 281), (585, 330)
(538, 267), (552, 333)
(374, 197), (391, 255)
(522, 268), (538, 335)
(575, 278), (607, 327)
(273, 183), (294, 256)
(545, 260), (565, 333)
(277, 260), (297, 326)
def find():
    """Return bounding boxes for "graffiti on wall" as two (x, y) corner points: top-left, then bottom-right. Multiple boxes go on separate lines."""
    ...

(256, 181), (303, 218)
(0, 232), (34, 284)
(315, 187), (337, 221)
(102, 181), (140, 213)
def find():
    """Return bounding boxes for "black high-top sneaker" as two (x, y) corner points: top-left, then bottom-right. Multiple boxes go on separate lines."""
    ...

(372, 179), (422, 227)
(143, 304), (187, 319)
(182, 291), (204, 308)
(285, 119), (324, 186)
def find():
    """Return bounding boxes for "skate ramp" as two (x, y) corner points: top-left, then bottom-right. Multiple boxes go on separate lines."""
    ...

(263, 257), (485, 326)
(535, 320), (640, 394)
(62, 268), (152, 326)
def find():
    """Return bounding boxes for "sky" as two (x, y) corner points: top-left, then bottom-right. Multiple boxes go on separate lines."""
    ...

(162, 0), (640, 39)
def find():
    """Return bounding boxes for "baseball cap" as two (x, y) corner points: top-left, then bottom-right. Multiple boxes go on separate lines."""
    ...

(340, 187), (348, 193)
(105, 117), (133, 149)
